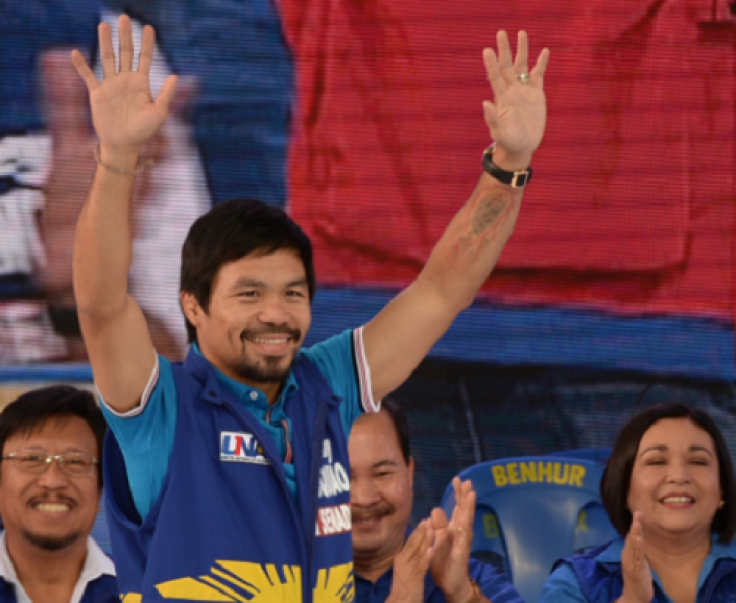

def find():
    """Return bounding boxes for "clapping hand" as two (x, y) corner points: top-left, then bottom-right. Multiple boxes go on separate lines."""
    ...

(429, 477), (478, 603)
(387, 520), (436, 603)
(617, 511), (654, 603)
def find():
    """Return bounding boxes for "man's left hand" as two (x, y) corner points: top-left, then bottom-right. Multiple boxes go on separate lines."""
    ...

(428, 477), (477, 603)
(482, 30), (550, 170)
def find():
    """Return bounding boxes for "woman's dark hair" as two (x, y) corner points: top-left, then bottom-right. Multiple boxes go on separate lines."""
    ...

(180, 199), (316, 343)
(380, 397), (411, 465)
(601, 402), (736, 543)
(0, 385), (107, 489)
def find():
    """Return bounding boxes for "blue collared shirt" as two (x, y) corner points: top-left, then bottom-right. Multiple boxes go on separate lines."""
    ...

(539, 536), (736, 603)
(101, 329), (371, 518)
(355, 529), (524, 603)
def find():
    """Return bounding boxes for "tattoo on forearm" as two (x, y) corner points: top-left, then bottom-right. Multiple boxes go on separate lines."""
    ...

(446, 180), (521, 265)
(471, 193), (509, 235)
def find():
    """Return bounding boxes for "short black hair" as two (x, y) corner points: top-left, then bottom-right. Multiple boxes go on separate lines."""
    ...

(379, 398), (411, 465)
(600, 402), (736, 543)
(0, 386), (106, 489)
(180, 199), (316, 344)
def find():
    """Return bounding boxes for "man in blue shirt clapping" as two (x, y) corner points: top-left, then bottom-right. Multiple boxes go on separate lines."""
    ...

(350, 399), (524, 603)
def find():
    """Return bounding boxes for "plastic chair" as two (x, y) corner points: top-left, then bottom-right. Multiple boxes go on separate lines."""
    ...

(441, 456), (617, 603)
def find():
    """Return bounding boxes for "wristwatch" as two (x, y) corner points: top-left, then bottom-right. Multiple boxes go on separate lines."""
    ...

(482, 143), (533, 188)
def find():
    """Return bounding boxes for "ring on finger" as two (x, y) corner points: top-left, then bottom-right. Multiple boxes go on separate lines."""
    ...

(516, 72), (531, 85)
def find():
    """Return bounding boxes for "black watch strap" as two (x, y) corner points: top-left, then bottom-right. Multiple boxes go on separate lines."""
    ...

(482, 143), (533, 188)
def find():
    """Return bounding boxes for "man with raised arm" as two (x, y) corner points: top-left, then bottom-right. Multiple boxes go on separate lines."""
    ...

(71, 15), (549, 603)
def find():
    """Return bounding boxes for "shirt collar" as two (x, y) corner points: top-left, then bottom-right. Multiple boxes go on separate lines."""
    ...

(192, 343), (300, 406)
(79, 536), (116, 580)
(595, 537), (625, 563)
(0, 533), (115, 602)
(696, 537), (736, 592)
(0, 532), (21, 589)
(709, 538), (736, 561)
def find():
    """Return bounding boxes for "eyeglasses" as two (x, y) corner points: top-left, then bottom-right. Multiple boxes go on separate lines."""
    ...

(1, 450), (99, 477)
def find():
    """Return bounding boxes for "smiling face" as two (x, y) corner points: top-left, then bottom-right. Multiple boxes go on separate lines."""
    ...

(349, 411), (414, 569)
(0, 416), (100, 553)
(627, 417), (722, 541)
(182, 249), (312, 390)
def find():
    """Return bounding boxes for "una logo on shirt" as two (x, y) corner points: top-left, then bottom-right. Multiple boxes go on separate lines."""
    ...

(220, 431), (270, 465)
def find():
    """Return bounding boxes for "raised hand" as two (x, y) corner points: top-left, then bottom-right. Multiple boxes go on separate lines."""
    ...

(617, 512), (654, 603)
(387, 521), (435, 603)
(70, 15), (177, 153)
(482, 31), (550, 169)
(429, 477), (477, 603)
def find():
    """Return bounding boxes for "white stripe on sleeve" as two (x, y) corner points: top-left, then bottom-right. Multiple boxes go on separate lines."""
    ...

(353, 327), (380, 413)
(98, 352), (160, 418)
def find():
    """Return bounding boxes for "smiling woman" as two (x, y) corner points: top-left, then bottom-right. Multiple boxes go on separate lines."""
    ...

(539, 403), (736, 603)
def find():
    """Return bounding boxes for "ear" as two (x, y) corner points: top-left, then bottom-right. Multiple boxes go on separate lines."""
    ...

(180, 291), (203, 328)
(408, 457), (415, 488)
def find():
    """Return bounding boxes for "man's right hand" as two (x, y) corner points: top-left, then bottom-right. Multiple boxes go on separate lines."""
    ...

(71, 15), (177, 157)
(387, 521), (435, 603)
(616, 511), (654, 603)
(70, 13), (168, 412)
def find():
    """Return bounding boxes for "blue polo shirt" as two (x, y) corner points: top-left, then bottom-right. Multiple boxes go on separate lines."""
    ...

(101, 328), (374, 519)
(539, 536), (736, 603)
(355, 528), (524, 603)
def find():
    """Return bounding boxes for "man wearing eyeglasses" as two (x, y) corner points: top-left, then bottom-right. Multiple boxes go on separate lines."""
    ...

(0, 385), (118, 603)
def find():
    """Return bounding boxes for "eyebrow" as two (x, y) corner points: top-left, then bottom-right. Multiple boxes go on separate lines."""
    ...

(231, 277), (265, 290)
(231, 277), (309, 290)
(689, 445), (715, 456)
(639, 445), (715, 457)
(372, 460), (399, 470)
(285, 278), (309, 289)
